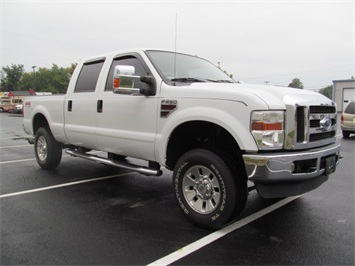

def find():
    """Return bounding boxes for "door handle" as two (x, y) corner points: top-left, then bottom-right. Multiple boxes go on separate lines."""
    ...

(97, 100), (103, 113)
(68, 100), (72, 112)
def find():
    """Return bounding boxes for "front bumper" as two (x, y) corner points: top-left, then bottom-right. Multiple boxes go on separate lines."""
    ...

(243, 143), (341, 198)
(243, 143), (341, 182)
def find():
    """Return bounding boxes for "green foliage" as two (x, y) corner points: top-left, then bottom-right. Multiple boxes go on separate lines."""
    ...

(0, 64), (25, 91)
(288, 78), (304, 89)
(1, 63), (77, 94)
(318, 85), (333, 99)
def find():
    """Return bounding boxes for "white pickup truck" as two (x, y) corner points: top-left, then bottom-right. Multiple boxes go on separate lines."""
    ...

(23, 49), (341, 229)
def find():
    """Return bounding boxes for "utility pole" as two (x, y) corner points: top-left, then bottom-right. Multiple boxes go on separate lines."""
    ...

(32, 66), (36, 91)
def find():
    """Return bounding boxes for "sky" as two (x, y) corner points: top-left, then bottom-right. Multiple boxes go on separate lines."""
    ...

(1, 0), (354, 90)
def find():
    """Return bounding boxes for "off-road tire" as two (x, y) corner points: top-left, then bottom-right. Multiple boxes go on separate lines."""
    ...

(34, 127), (62, 170)
(173, 148), (247, 229)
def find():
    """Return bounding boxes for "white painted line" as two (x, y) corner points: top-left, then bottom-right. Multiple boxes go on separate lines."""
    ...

(0, 136), (28, 140)
(0, 150), (119, 165)
(147, 195), (302, 266)
(0, 154), (75, 165)
(0, 144), (32, 149)
(0, 150), (107, 165)
(0, 172), (135, 199)
(0, 158), (37, 164)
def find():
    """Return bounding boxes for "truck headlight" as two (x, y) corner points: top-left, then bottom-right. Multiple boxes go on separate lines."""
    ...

(251, 111), (285, 150)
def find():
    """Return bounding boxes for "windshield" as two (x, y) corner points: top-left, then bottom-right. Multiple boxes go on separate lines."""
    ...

(145, 50), (235, 85)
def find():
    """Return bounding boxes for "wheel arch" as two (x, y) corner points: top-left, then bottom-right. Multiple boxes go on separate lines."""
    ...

(165, 120), (247, 179)
(33, 113), (50, 134)
(29, 105), (67, 144)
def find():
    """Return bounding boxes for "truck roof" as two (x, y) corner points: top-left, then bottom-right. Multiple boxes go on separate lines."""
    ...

(78, 48), (193, 64)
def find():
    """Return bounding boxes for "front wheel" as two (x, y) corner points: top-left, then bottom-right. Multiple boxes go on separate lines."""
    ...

(173, 149), (247, 229)
(34, 127), (62, 170)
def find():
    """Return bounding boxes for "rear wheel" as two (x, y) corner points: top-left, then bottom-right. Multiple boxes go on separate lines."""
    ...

(173, 149), (247, 229)
(34, 127), (62, 170)
(342, 130), (350, 138)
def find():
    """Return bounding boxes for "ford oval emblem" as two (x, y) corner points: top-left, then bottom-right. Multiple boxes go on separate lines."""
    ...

(320, 117), (332, 131)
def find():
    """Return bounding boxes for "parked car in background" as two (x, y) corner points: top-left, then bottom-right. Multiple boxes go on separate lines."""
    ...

(341, 101), (355, 138)
(11, 104), (23, 114)
(0, 97), (16, 112)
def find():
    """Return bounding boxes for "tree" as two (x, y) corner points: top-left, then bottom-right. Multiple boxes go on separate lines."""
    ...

(19, 72), (35, 91)
(19, 64), (74, 94)
(318, 85), (333, 99)
(288, 78), (304, 89)
(68, 63), (77, 76)
(0, 64), (25, 91)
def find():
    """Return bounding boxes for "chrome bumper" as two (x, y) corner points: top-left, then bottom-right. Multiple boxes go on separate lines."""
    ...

(243, 143), (341, 183)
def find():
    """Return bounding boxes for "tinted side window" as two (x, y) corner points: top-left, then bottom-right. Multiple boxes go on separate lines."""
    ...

(75, 61), (104, 93)
(345, 102), (355, 114)
(105, 57), (149, 91)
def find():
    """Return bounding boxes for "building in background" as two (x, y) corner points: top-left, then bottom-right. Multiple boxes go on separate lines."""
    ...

(333, 79), (355, 112)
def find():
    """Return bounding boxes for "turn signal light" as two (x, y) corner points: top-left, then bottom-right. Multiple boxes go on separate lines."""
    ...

(113, 78), (120, 88)
(252, 122), (283, 131)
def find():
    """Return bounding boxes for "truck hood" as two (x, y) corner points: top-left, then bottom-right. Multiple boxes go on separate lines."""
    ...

(171, 83), (334, 110)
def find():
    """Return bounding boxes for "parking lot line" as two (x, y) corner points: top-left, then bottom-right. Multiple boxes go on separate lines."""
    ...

(147, 195), (302, 266)
(0, 172), (135, 199)
(0, 154), (73, 165)
(0, 158), (37, 164)
(0, 136), (28, 140)
(0, 144), (32, 149)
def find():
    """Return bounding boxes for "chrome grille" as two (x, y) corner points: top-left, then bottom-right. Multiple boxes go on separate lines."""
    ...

(294, 105), (337, 149)
(296, 107), (305, 143)
(309, 131), (336, 142)
(309, 105), (336, 114)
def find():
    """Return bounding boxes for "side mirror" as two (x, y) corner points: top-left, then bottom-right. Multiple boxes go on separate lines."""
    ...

(115, 65), (135, 76)
(113, 65), (155, 96)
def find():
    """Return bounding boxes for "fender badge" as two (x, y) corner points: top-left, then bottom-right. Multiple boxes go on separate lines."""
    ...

(161, 100), (178, 118)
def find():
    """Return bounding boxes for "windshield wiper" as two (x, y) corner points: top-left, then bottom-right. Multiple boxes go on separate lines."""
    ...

(215, 80), (234, 83)
(171, 77), (208, 83)
(171, 77), (234, 84)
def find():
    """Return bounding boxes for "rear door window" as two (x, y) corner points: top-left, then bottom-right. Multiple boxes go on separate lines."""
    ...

(75, 60), (105, 93)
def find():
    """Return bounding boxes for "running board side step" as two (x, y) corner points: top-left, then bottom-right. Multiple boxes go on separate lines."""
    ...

(65, 149), (162, 176)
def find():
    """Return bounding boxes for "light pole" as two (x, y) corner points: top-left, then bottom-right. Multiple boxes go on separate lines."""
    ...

(31, 66), (36, 91)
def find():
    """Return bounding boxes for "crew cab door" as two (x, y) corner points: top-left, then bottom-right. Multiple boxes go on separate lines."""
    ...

(95, 54), (158, 161)
(64, 58), (105, 149)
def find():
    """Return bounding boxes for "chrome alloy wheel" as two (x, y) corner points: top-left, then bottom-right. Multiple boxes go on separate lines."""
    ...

(182, 165), (221, 214)
(36, 135), (47, 162)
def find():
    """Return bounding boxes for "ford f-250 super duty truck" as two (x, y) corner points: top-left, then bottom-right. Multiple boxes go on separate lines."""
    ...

(23, 49), (341, 229)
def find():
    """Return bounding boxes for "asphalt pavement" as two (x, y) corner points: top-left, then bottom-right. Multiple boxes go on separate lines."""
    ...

(0, 112), (354, 265)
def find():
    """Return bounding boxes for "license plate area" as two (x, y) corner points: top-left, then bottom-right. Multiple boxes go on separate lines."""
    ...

(325, 156), (337, 175)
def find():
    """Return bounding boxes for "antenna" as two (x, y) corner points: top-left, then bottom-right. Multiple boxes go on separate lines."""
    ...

(173, 13), (178, 85)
